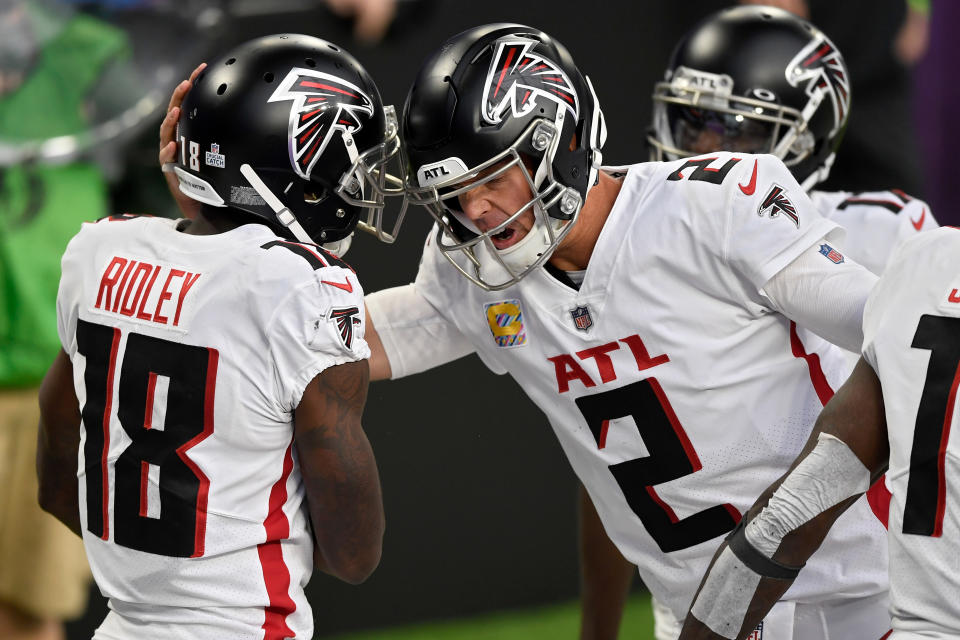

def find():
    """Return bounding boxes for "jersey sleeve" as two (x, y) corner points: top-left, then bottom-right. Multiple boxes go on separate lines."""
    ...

(861, 229), (951, 369)
(812, 189), (938, 276)
(55, 223), (94, 354)
(266, 264), (370, 412)
(407, 226), (508, 376)
(722, 154), (841, 291)
(366, 283), (475, 379)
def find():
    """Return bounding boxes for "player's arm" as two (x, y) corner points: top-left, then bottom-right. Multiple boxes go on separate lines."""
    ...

(159, 63), (206, 219)
(365, 284), (475, 381)
(36, 349), (83, 536)
(364, 307), (392, 381)
(678, 358), (889, 639)
(761, 239), (877, 353)
(579, 484), (636, 640)
(294, 359), (384, 584)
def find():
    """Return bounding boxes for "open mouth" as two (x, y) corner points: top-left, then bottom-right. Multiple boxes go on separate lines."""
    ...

(491, 226), (518, 249)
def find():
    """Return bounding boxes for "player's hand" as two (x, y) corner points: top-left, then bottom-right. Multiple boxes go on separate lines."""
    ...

(324, 0), (397, 43)
(160, 63), (206, 220)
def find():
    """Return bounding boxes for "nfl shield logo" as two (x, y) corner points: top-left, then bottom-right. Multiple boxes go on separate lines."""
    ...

(818, 243), (844, 264)
(746, 622), (763, 640)
(571, 305), (593, 331)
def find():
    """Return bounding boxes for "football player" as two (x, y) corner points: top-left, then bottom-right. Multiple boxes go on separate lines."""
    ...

(678, 226), (960, 639)
(586, 7), (938, 638)
(36, 34), (393, 639)
(647, 5), (937, 277)
(362, 22), (890, 639)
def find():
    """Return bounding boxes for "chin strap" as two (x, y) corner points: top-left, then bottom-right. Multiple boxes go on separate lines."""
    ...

(240, 163), (313, 244)
(585, 76), (607, 188)
(801, 152), (835, 192)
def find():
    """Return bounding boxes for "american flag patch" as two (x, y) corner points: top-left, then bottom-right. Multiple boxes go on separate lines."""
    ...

(818, 243), (844, 264)
(746, 621), (763, 640)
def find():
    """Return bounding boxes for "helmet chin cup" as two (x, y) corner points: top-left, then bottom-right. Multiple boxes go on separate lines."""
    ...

(322, 233), (353, 257)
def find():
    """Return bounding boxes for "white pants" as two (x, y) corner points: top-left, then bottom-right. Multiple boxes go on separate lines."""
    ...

(652, 592), (891, 640)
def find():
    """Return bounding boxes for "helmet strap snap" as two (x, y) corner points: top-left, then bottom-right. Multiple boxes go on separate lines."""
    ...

(240, 163), (313, 244)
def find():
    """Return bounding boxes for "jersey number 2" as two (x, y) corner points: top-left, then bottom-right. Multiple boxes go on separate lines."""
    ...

(904, 314), (960, 537)
(77, 318), (217, 557)
(576, 378), (740, 552)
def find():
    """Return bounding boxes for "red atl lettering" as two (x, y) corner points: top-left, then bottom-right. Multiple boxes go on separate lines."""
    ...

(95, 256), (128, 310)
(549, 333), (670, 394)
(548, 354), (596, 394)
(174, 273), (201, 326)
(949, 289), (960, 304)
(620, 334), (670, 371)
(576, 342), (621, 384)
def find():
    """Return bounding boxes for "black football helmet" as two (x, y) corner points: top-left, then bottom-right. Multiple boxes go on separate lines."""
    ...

(173, 33), (403, 253)
(402, 23), (606, 290)
(649, 6), (850, 191)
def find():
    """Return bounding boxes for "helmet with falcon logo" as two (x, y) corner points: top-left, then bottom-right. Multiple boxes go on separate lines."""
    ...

(173, 33), (404, 255)
(402, 23), (607, 290)
(649, 6), (851, 192)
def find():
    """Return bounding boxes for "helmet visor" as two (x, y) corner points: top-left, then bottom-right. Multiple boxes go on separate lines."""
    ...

(671, 106), (777, 155)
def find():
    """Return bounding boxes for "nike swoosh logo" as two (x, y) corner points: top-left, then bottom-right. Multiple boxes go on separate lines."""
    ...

(321, 277), (353, 293)
(739, 159), (758, 195)
(911, 207), (926, 231)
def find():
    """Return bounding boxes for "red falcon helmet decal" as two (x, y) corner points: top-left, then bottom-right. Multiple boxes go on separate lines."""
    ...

(785, 36), (850, 137)
(268, 68), (374, 180)
(481, 37), (579, 126)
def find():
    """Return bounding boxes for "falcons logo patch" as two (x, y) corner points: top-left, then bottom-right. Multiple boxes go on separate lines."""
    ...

(786, 36), (850, 136)
(481, 37), (579, 126)
(329, 306), (361, 350)
(268, 68), (374, 180)
(758, 184), (799, 227)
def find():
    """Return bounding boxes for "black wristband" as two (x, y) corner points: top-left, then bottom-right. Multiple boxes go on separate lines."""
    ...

(727, 517), (804, 581)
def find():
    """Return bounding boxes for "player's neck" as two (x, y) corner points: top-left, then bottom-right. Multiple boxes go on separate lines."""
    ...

(548, 171), (622, 272)
(181, 209), (246, 236)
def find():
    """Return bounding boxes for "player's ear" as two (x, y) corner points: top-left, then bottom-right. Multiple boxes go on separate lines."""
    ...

(569, 133), (578, 152)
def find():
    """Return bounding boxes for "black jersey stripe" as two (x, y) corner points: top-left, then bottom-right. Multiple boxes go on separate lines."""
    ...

(261, 240), (328, 269)
(836, 197), (903, 214)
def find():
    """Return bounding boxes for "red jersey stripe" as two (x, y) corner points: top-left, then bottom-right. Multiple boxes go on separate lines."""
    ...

(258, 440), (297, 640)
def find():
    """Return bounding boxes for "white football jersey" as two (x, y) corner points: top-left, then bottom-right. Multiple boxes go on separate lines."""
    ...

(56, 216), (369, 640)
(378, 153), (888, 622)
(862, 227), (960, 639)
(812, 188), (936, 276)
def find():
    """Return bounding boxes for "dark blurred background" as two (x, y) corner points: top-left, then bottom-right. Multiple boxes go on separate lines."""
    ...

(1, 0), (954, 638)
